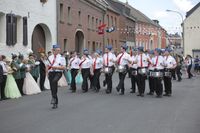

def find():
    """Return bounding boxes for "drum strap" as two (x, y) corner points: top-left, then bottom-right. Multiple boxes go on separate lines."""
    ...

(79, 59), (86, 68)
(69, 58), (75, 66)
(154, 56), (159, 67)
(107, 53), (109, 66)
(140, 54), (143, 67)
(48, 54), (56, 70)
(118, 53), (124, 65)
(93, 58), (97, 71)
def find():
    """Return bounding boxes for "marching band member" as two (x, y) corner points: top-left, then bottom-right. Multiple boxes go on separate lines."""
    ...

(79, 49), (92, 93)
(129, 48), (138, 93)
(48, 44), (66, 109)
(152, 48), (165, 98)
(163, 48), (177, 97)
(103, 45), (116, 94)
(116, 44), (131, 95)
(136, 47), (150, 97)
(91, 50), (103, 92)
(147, 50), (155, 95)
(68, 51), (80, 93)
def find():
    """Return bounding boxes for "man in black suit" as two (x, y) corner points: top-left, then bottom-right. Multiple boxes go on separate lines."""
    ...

(0, 64), (3, 100)
(39, 53), (47, 91)
(0, 55), (7, 100)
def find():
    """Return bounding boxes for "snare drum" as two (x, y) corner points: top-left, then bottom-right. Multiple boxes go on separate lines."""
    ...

(131, 70), (137, 76)
(151, 71), (163, 78)
(164, 71), (171, 77)
(102, 67), (112, 74)
(117, 65), (126, 73)
(138, 68), (148, 75)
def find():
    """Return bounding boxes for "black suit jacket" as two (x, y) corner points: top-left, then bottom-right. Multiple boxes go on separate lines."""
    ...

(0, 65), (3, 83)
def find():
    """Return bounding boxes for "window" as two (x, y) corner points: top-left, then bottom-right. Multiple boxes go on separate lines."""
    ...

(99, 19), (101, 25)
(78, 11), (81, 25)
(23, 17), (28, 46)
(64, 39), (67, 51)
(88, 15), (90, 29)
(0, 14), (4, 43)
(107, 15), (109, 27)
(67, 7), (71, 23)
(92, 17), (94, 30)
(60, 3), (64, 22)
(114, 17), (117, 27)
(96, 18), (98, 30)
(111, 16), (113, 26)
(6, 14), (17, 46)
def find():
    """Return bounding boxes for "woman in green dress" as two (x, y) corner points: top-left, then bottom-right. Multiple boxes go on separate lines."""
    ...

(4, 58), (22, 99)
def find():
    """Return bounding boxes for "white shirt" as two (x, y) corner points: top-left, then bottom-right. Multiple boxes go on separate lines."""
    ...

(152, 56), (165, 70)
(48, 54), (66, 72)
(130, 55), (138, 69)
(93, 57), (103, 69)
(165, 55), (176, 69)
(80, 57), (92, 69)
(69, 56), (80, 69)
(0, 61), (8, 75)
(136, 53), (149, 68)
(103, 52), (116, 67)
(116, 52), (131, 66)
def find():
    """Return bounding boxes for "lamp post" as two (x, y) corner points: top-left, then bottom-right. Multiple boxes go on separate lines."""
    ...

(166, 9), (184, 55)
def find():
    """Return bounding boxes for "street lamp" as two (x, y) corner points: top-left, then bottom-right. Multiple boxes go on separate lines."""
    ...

(166, 9), (184, 55)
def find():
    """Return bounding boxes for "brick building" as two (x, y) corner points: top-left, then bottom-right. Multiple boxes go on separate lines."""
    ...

(57, 0), (105, 53)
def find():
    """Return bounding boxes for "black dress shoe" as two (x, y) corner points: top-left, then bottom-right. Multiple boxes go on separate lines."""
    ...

(140, 94), (144, 97)
(116, 87), (120, 92)
(106, 89), (111, 94)
(137, 94), (141, 96)
(163, 94), (171, 97)
(82, 90), (88, 93)
(52, 104), (58, 109)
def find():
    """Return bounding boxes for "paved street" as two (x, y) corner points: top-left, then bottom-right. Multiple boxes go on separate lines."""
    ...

(1, 73), (200, 133)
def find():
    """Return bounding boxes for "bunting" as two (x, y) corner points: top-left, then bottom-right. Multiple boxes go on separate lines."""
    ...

(98, 24), (106, 35)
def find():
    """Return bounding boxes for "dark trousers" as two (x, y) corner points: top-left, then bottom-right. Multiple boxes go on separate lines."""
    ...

(117, 72), (127, 93)
(15, 78), (24, 95)
(137, 74), (146, 94)
(71, 69), (79, 91)
(176, 66), (182, 81)
(171, 69), (176, 80)
(187, 65), (193, 78)
(154, 77), (163, 96)
(148, 76), (155, 93)
(105, 66), (115, 92)
(164, 76), (172, 94)
(81, 68), (90, 92)
(39, 73), (46, 91)
(92, 69), (101, 90)
(0, 75), (7, 99)
(130, 68), (138, 92)
(48, 72), (62, 104)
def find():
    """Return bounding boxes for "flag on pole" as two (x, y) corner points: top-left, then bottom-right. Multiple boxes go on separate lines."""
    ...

(98, 24), (106, 35)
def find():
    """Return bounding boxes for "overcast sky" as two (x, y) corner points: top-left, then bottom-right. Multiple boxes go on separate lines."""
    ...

(118, 0), (199, 34)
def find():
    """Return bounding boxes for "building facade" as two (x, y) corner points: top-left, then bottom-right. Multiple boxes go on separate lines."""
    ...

(184, 2), (200, 57)
(0, 0), (57, 57)
(57, 0), (109, 54)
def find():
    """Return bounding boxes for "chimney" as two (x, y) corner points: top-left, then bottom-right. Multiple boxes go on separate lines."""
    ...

(153, 20), (159, 24)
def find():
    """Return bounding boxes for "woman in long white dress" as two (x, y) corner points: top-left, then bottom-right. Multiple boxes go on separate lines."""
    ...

(23, 64), (41, 95)
(58, 73), (68, 87)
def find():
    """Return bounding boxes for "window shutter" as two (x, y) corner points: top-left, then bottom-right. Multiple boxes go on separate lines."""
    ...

(23, 17), (28, 46)
(6, 14), (12, 46)
(12, 15), (17, 45)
